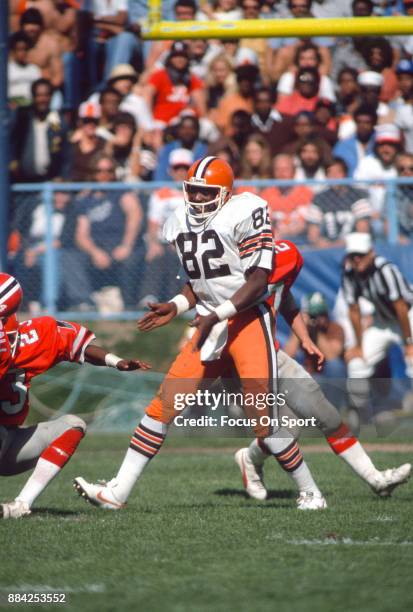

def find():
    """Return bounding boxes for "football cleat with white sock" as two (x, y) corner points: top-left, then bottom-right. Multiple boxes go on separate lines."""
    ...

(370, 463), (411, 498)
(235, 448), (267, 501)
(296, 491), (328, 510)
(1, 500), (31, 519)
(73, 477), (126, 510)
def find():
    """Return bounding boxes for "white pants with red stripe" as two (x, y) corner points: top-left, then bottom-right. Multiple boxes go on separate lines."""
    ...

(277, 349), (343, 435)
(0, 415), (86, 476)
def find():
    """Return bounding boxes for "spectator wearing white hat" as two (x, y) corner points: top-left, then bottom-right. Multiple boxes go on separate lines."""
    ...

(342, 232), (413, 420)
(337, 71), (392, 140)
(354, 124), (403, 230)
(358, 71), (392, 119)
(86, 64), (155, 134)
(138, 148), (193, 304)
(66, 101), (107, 182)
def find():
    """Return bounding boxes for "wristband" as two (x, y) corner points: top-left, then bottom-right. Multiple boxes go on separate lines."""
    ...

(404, 337), (413, 346)
(169, 294), (190, 315)
(214, 299), (237, 322)
(105, 353), (122, 368)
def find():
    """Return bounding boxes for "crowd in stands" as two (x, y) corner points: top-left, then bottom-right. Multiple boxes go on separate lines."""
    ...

(6, 0), (413, 312)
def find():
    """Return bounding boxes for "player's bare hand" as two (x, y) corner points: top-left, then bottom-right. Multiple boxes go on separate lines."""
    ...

(301, 337), (325, 372)
(137, 302), (177, 332)
(345, 345), (364, 361)
(116, 359), (151, 371)
(192, 313), (219, 351)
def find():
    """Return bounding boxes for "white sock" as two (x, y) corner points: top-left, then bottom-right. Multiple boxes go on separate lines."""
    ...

(111, 415), (168, 503)
(264, 435), (322, 496)
(289, 461), (322, 495)
(339, 441), (378, 485)
(247, 439), (267, 467)
(16, 458), (60, 508)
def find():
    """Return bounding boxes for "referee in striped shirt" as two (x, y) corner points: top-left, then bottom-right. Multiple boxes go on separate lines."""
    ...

(342, 232), (413, 417)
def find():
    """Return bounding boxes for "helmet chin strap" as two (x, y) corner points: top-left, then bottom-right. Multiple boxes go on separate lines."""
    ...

(6, 331), (20, 357)
(184, 184), (228, 225)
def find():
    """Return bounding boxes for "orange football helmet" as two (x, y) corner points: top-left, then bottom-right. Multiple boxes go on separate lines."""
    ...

(183, 156), (234, 224)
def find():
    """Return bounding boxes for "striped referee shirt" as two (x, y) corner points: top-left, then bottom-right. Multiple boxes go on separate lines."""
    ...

(342, 256), (413, 322)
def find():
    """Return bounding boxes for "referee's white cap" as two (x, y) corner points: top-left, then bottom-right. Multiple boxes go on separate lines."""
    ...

(345, 232), (373, 255)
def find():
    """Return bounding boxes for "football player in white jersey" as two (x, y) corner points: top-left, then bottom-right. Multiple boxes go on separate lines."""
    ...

(74, 156), (327, 510)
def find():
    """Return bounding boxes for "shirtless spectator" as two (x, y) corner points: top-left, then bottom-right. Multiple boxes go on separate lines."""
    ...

(261, 154), (313, 242)
(363, 37), (398, 103)
(19, 8), (63, 89)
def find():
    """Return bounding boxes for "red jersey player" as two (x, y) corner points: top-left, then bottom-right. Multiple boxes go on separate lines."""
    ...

(0, 273), (150, 519)
(136, 240), (411, 504)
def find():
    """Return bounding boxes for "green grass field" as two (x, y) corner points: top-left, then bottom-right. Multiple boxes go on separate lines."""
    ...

(1, 434), (412, 612)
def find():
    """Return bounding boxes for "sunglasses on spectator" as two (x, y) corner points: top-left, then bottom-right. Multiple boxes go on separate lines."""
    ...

(398, 165), (413, 172)
(298, 74), (316, 84)
(82, 117), (99, 125)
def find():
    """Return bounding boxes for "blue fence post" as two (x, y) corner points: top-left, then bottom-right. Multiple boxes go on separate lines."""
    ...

(42, 183), (57, 314)
(386, 179), (398, 245)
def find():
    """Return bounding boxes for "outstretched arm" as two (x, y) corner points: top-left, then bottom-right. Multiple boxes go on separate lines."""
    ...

(84, 344), (151, 371)
(137, 283), (197, 332)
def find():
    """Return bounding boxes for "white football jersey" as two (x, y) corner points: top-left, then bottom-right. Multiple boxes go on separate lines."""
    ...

(162, 191), (274, 316)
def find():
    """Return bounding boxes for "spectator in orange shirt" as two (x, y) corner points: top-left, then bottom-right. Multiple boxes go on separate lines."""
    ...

(276, 67), (321, 117)
(213, 64), (259, 132)
(144, 42), (206, 129)
(261, 153), (313, 242)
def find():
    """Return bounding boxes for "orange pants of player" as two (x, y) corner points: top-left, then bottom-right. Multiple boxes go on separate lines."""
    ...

(146, 304), (278, 437)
